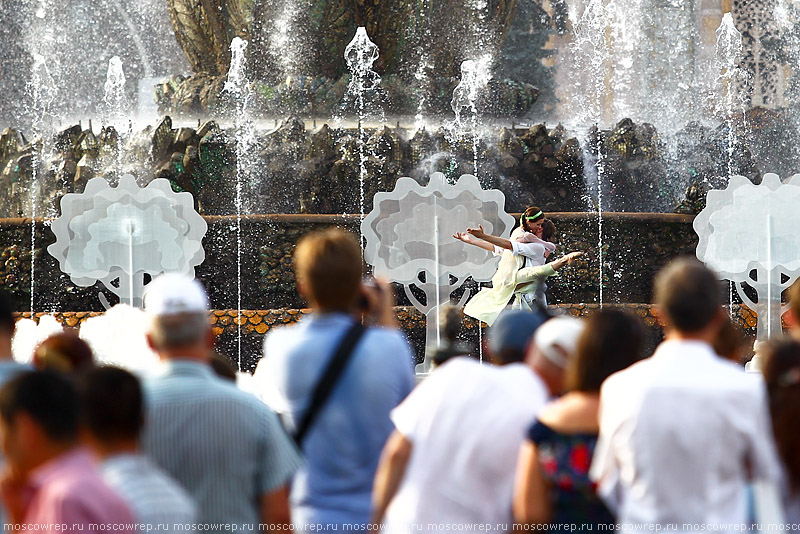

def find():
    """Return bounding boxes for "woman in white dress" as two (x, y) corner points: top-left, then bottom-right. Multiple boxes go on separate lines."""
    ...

(453, 206), (582, 326)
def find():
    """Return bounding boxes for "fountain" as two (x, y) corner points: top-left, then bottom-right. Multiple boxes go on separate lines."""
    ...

(2, 1), (800, 366)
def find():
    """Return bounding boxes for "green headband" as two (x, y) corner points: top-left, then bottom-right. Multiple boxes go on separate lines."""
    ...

(520, 211), (543, 226)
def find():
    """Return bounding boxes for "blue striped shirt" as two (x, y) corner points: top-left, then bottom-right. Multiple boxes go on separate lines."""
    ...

(142, 360), (302, 532)
(101, 453), (197, 532)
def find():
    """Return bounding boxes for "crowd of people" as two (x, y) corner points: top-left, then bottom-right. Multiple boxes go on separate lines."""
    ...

(0, 226), (798, 534)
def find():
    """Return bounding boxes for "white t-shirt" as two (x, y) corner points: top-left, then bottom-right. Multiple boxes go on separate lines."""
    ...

(590, 339), (782, 532)
(383, 358), (549, 534)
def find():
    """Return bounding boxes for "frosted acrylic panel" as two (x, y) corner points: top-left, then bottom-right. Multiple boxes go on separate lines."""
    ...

(48, 174), (208, 307)
(362, 172), (515, 372)
(695, 173), (800, 341)
(362, 172), (515, 285)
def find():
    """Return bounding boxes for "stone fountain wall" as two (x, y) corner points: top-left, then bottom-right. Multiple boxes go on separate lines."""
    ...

(3, 109), (796, 222)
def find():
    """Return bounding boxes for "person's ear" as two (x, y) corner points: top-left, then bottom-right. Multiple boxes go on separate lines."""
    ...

(296, 278), (315, 308)
(146, 333), (156, 352)
(652, 305), (667, 329)
(784, 308), (797, 329)
(205, 327), (216, 350)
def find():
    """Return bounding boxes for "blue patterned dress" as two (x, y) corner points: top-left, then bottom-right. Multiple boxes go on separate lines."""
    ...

(528, 420), (615, 528)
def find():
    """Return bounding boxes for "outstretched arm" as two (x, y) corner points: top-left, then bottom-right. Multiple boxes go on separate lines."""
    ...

(467, 225), (512, 250)
(453, 231), (496, 253)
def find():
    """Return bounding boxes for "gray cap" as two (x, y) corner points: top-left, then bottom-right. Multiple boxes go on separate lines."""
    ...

(533, 316), (585, 368)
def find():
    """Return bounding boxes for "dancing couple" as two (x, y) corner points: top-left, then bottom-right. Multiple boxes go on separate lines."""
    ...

(453, 206), (583, 326)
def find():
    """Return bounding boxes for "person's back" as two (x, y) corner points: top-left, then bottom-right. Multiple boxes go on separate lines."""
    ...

(254, 228), (414, 529)
(261, 314), (414, 525)
(24, 448), (135, 529)
(383, 357), (547, 531)
(597, 341), (774, 525)
(101, 452), (196, 529)
(143, 361), (300, 528)
(591, 259), (781, 531)
(140, 274), (301, 532)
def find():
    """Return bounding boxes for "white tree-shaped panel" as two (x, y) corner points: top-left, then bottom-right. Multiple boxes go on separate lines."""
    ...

(48, 174), (207, 308)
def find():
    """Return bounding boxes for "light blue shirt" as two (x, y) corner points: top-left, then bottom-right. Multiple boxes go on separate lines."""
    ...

(142, 360), (302, 533)
(101, 453), (197, 532)
(256, 313), (415, 530)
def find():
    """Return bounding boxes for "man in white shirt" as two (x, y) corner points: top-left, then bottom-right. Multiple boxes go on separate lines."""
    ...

(372, 311), (585, 533)
(590, 258), (782, 532)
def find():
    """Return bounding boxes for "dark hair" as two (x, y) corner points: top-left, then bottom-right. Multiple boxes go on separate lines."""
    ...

(0, 291), (14, 335)
(430, 306), (474, 367)
(0, 371), (79, 442)
(654, 258), (721, 332)
(521, 206), (544, 232)
(294, 229), (362, 312)
(33, 332), (94, 373)
(762, 340), (800, 493)
(210, 353), (237, 382)
(541, 219), (556, 242)
(80, 366), (143, 443)
(566, 309), (644, 392)
(712, 315), (746, 364)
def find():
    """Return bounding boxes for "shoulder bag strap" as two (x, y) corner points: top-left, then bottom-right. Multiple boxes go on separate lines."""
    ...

(293, 321), (366, 446)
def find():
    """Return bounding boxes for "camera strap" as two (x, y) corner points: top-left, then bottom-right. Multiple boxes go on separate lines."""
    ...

(293, 321), (366, 446)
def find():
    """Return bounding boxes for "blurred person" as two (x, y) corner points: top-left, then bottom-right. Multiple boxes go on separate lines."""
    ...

(429, 306), (474, 368)
(141, 274), (301, 533)
(0, 291), (27, 387)
(590, 258), (782, 531)
(81, 366), (197, 532)
(712, 314), (747, 365)
(788, 278), (800, 341)
(0, 292), (28, 524)
(0, 371), (134, 530)
(253, 229), (415, 531)
(32, 331), (94, 374)
(209, 351), (237, 382)
(761, 340), (800, 523)
(372, 312), (584, 533)
(514, 309), (644, 528)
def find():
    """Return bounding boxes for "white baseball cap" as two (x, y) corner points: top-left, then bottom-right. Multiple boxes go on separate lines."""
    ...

(144, 274), (209, 316)
(533, 316), (585, 368)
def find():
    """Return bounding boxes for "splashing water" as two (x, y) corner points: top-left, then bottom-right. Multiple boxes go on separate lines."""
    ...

(413, 54), (432, 132)
(103, 56), (129, 125)
(269, 0), (309, 81)
(715, 13), (748, 315)
(450, 56), (492, 179)
(12, 315), (63, 364)
(80, 305), (161, 376)
(224, 37), (256, 370)
(26, 54), (58, 314)
(566, 0), (611, 306)
(343, 27), (384, 237)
